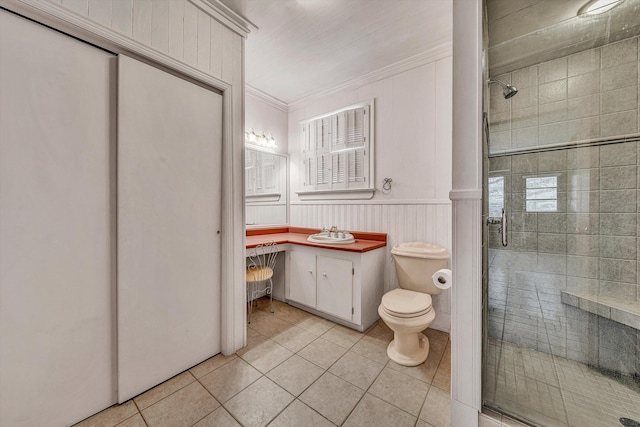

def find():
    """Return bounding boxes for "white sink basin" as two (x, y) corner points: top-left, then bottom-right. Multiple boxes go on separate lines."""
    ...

(307, 232), (355, 245)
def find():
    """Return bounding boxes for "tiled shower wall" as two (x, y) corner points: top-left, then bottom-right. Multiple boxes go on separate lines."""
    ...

(487, 36), (640, 376)
(489, 36), (639, 154)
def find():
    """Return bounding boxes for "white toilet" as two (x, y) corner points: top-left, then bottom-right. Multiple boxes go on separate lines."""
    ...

(378, 242), (449, 366)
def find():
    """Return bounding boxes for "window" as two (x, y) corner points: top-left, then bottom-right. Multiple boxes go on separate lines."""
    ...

(297, 100), (374, 199)
(488, 176), (505, 217)
(525, 176), (557, 212)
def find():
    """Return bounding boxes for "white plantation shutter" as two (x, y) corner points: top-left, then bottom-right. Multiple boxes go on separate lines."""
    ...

(302, 123), (314, 154)
(345, 106), (366, 148)
(316, 153), (330, 189)
(299, 100), (373, 195)
(331, 152), (346, 188)
(347, 148), (367, 187)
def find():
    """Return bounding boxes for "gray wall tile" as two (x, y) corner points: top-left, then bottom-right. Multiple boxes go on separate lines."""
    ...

(600, 37), (638, 69)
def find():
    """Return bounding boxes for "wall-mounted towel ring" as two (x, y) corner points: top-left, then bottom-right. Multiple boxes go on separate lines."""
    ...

(382, 178), (392, 194)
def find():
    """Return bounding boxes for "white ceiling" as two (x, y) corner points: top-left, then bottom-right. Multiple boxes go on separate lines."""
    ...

(218, 0), (453, 105)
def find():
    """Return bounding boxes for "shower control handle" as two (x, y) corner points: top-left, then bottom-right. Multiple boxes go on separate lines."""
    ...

(501, 208), (508, 247)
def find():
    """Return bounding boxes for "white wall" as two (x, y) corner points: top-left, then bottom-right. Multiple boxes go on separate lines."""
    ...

(287, 54), (454, 331)
(246, 90), (289, 155)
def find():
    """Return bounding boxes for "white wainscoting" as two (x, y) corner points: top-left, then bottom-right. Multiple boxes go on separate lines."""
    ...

(290, 200), (452, 332)
(49, 0), (240, 83)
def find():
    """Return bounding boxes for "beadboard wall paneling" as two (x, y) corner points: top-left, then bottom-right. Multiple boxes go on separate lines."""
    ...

(53, 0), (238, 86)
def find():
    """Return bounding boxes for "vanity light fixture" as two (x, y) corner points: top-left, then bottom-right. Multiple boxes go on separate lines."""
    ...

(245, 128), (277, 150)
(578, 0), (624, 15)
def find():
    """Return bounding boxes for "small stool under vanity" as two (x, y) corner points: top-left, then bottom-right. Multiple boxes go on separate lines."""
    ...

(246, 227), (387, 332)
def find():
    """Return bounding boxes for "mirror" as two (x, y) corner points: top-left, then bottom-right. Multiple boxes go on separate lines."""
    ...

(245, 146), (288, 227)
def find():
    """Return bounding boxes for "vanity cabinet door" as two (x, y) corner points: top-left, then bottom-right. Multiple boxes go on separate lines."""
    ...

(316, 256), (353, 321)
(288, 251), (317, 308)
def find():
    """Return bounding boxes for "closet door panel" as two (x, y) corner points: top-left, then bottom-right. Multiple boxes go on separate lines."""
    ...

(0, 10), (116, 427)
(117, 55), (222, 402)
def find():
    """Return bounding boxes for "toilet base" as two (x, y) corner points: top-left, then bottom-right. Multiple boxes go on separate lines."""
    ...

(387, 332), (430, 366)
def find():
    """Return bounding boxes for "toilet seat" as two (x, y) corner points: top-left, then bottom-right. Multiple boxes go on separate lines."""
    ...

(380, 289), (432, 318)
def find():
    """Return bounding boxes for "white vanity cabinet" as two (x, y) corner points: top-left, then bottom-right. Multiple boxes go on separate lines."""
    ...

(316, 256), (354, 321)
(286, 244), (385, 331)
(288, 250), (317, 308)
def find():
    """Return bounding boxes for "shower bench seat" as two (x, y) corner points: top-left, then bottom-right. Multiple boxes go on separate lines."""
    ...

(561, 291), (640, 330)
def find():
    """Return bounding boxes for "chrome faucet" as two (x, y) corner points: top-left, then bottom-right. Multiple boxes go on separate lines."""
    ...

(329, 226), (338, 233)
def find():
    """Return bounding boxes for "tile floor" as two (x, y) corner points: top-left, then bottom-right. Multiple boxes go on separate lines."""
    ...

(74, 298), (452, 427)
(484, 338), (640, 427)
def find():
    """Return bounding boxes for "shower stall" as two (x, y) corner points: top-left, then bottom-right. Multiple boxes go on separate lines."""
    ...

(482, 1), (640, 426)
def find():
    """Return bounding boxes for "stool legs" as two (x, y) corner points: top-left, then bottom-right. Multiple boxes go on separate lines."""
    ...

(247, 278), (274, 324)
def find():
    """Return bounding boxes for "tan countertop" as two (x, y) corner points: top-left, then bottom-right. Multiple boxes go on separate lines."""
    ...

(246, 226), (387, 253)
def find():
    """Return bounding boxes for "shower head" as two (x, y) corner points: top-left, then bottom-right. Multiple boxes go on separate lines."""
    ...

(488, 79), (518, 99)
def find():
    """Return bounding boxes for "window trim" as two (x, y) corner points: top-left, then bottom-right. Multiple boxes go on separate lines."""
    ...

(296, 99), (375, 200)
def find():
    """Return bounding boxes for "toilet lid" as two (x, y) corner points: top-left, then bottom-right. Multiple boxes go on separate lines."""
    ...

(381, 289), (432, 318)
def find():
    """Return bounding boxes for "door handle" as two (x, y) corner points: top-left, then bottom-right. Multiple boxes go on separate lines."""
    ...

(501, 208), (508, 247)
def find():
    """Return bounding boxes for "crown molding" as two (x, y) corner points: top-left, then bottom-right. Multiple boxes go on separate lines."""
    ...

(287, 41), (453, 111)
(191, 0), (254, 38)
(246, 85), (288, 112)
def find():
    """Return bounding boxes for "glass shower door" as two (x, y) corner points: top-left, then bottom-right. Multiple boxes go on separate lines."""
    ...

(482, 41), (640, 426)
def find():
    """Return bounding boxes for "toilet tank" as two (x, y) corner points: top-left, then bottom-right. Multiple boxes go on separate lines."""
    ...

(391, 242), (449, 294)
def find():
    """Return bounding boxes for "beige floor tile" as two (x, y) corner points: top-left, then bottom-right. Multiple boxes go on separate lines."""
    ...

(350, 334), (392, 365)
(193, 406), (241, 426)
(271, 300), (314, 325)
(237, 330), (270, 357)
(297, 337), (348, 369)
(238, 338), (293, 373)
(266, 355), (325, 396)
(225, 377), (294, 427)
(365, 320), (394, 343)
(248, 314), (293, 338)
(199, 357), (262, 403)
(368, 367), (430, 416)
(141, 381), (219, 427)
(321, 324), (364, 349)
(190, 353), (237, 379)
(416, 420), (436, 427)
(296, 315), (335, 336)
(343, 393), (416, 427)
(115, 413), (146, 427)
(299, 372), (364, 425)
(73, 400), (138, 427)
(432, 340), (451, 392)
(328, 350), (384, 390)
(134, 371), (195, 410)
(419, 386), (451, 427)
(271, 325), (318, 352)
(425, 328), (449, 350)
(268, 399), (334, 427)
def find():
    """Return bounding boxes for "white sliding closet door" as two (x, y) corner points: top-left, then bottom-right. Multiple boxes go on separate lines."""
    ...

(0, 11), (116, 427)
(117, 55), (222, 402)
